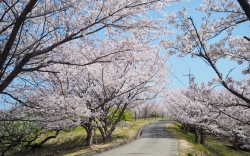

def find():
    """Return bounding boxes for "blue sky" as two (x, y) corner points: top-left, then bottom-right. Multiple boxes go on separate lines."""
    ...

(164, 0), (250, 88)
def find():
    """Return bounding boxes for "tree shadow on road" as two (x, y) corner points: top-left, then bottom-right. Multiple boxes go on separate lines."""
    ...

(140, 121), (175, 138)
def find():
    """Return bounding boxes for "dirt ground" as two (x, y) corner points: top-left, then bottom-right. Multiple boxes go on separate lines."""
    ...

(178, 139), (194, 156)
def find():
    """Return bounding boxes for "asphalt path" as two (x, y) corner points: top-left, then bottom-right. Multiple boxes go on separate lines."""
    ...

(95, 120), (178, 156)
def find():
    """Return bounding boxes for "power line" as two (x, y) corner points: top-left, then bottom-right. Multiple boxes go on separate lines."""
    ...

(170, 71), (186, 87)
(173, 65), (185, 75)
(181, 57), (190, 69)
(183, 68), (194, 84)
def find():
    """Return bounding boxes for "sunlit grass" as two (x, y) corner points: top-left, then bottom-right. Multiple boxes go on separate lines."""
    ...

(166, 122), (250, 156)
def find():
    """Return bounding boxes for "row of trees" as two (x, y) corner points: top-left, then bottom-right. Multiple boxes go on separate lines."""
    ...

(133, 100), (167, 119)
(0, 29), (169, 155)
(165, 87), (250, 150)
(1, 0), (249, 154)
(164, 0), (250, 151)
(0, 0), (177, 155)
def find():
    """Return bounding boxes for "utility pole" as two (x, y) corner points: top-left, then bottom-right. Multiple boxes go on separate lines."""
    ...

(183, 68), (194, 84)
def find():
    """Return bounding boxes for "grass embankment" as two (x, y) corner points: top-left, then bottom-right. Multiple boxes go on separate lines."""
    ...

(166, 122), (250, 156)
(10, 117), (166, 156)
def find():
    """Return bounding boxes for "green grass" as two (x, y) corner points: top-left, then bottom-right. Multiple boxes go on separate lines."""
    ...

(7, 117), (167, 156)
(186, 153), (194, 156)
(166, 122), (250, 156)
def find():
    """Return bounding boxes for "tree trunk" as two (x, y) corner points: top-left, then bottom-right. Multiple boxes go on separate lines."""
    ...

(81, 121), (93, 146)
(27, 130), (60, 149)
(97, 129), (112, 143)
(1, 137), (21, 156)
(1, 144), (12, 156)
(85, 128), (92, 146)
(98, 103), (129, 143)
(237, 0), (250, 20)
(194, 127), (199, 143)
(182, 123), (190, 134)
(199, 127), (205, 144)
(232, 132), (240, 150)
(106, 131), (113, 142)
(97, 127), (106, 142)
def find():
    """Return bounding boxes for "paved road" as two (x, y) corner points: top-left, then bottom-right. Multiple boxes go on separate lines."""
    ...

(95, 121), (178, 156)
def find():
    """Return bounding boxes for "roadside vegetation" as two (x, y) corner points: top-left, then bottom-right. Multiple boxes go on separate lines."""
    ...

(166, 122), (250, 156)
(6, 117), (167, 156)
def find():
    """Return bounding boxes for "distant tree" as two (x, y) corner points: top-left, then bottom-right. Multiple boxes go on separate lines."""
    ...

(107, 108), (133, 122)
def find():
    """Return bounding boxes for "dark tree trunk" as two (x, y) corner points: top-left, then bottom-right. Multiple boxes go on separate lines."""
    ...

(81, 119), (94, 146)
(97, 126), (106, 142)
(199, 127), (205, 144)
(232, 132), (240, 150)
(1, 137), (21, 156)
(1, 144), (12, 156)
(106, 131), (112, 142)
(85, 127), (93, 146)
(237, 0), (250, 20)
(194, 127), (199, 143)
(98, 103), (129, 143)
(182, 123), (190, 134)
(26, 130), (60, 149)
(101, 131), (112, 142)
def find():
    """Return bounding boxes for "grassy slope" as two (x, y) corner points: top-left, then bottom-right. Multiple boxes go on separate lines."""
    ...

(8, 117), (166, 156)
(166, 122), (250, 156)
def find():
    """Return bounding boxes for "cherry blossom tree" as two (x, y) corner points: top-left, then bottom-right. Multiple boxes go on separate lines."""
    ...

(93, 56), (168, 142)
(185, 82), (250, 149)
(165, 88), (222, 144)
(0, 0), (183, 154)
(139, 101), (155, 119)
(161, 1), (250, 148)
(0, 105), (77, 156)
(161, 0), (250, 107)
(3, 35), (169, 146)
(0, 119), (41, 156)
(1, 0), (187, 108)
(59, 38), (169, 144)
(0, 0), (186, 148)
(165, 84), (250, 149)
